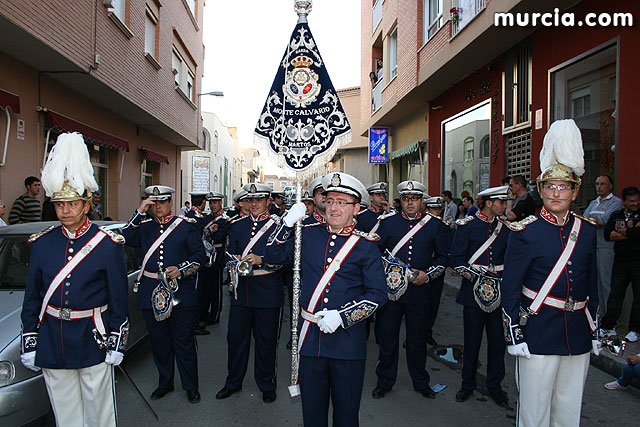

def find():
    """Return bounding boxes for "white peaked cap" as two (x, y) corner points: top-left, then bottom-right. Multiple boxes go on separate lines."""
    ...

(41, 132), (98, 199)
(539, 119), (585, 177)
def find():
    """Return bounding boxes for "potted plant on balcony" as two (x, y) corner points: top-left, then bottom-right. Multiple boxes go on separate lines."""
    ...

(450, 7), (460, 25)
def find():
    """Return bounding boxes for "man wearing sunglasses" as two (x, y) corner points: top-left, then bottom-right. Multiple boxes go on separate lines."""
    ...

(501, 119), (598, 427)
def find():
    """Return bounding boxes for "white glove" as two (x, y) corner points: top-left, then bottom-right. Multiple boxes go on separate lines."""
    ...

(317, 309), (343, 334)
(283, 202), (307, 227)
(592, 340), (602, 356)
(20, 351), (40, 372)
(105, 351), (124, 366)
(507, 342), (531, 359)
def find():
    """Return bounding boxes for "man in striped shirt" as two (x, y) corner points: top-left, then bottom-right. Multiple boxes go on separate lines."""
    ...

(9, 176), (42, 224)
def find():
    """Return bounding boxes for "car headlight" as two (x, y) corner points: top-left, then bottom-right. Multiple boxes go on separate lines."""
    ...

(0, 360), (16, 386)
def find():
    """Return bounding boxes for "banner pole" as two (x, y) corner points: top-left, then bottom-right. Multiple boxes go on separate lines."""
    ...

(288, 178), (303, 397)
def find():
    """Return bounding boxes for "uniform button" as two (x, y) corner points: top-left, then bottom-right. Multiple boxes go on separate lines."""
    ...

(253, 222), (258, 226)
(67, 256), (72, 261)
(329, 242), (335, 246)
(570, 279), (574, 282)
(159, 262), (164, 267)
(160, 256), (164, 260)
(68, 248), (74, 253)
(409, 246), (413, 250)
(65, 282), (70, 287)
(327, 257), (333, 262)
(568, 270), (573, 274)
(64, 301), (69, 305)
(408, 251), (412, 255)
(325, 289), (329, 293)
(159, 230), (163, 234)
(64, 290), (69, 295)
(567, 261), (572, 266)
(66, 275), (71, 279)
(331, 235), (337, 240)
(323, 298), (329, 303)
(160, 250), (163, 254)
(69, 240), (74, 245)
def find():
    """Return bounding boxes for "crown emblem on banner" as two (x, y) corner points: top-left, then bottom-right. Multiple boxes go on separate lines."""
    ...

(291, 56), (313, 68)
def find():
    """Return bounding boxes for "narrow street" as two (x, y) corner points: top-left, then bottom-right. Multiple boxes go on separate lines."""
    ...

(116, 275), (640, 426)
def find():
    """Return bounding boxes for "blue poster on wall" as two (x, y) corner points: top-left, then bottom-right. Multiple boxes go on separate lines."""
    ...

(369, 128), (388, 163)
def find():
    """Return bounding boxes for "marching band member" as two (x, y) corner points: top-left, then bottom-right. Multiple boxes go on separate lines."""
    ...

(21, 132), (128, 426)
(301, 189), (315, 215)
(270, 190), (286, 216)
(264, 172), (387, 427)
(501, 119), (598, 427)
(356, 182), (390, 233)
(122, 185), (205, 403)
(216, 183), (284, 403)
(450, 185), (510, 405)
(303, 176), (326, 225)
(373, 181), (450, 399)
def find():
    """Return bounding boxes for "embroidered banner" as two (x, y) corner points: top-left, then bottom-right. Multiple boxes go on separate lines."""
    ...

(254, 21), (351, 172)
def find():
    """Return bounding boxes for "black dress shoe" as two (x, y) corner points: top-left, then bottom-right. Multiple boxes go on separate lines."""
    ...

(262, 390), (277, 403)
(150, 386), (174, 400)
(455, 388), (472, 402)
(215, 387), (241, 399)
(372, 386), (389, 399)
(490, 390), (508, 406)
(194, 327), (210, 335)
(187, 390), (201, 403)
(427, 336), (438, 346)
(417, 387), (436, 399)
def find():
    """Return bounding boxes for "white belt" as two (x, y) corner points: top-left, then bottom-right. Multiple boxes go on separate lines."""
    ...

(252, 269), (274, 276)
(143, 270), (159, 279)
(471, 263), (504, 272)
(46, 304), (108, 320)
(522, 286), (587, 312)
(213, 243), (223, 248)
(300, 308), (321, 324)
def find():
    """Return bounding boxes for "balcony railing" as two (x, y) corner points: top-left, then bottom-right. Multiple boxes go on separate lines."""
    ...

(451, 0), (486, 38)
(371, 79), (383, 114)
(372, 0), (383, 33)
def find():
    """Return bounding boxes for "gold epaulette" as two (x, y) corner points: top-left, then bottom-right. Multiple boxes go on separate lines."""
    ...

(179, 215), (197, 224)
(496, 216), (510, 226)
(270, 214), (281, 224)
(229, 215), (248, 224)
(303, 221), (323, 228)
(455, 216), (474, 226)
(426, 211), (449, 225)
(352, 229), (380, 241)
(506, 215), (538, 231)
(140, 217), (153, 224)
(99, 226), (125, 244)
(28, 225), (55, 243)
(571, 211), (597, 226)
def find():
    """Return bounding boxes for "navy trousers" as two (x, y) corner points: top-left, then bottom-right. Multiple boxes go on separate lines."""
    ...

(427, 276), (444, 341)
(142, 306), (198, 390)
(300, 356), (366, 427)
(376, 300), (431, 391)
(225, 305), (281, 391)
(461, 305), (505, 392)
(197, 267), (224, 323)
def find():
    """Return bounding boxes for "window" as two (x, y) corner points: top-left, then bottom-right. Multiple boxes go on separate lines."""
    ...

(550, 42), (617, 210)
(187, 0), (196, 17)
(281, 181), (287, 188)
(503, 40), (531, 130)
(111, 0), (126, 23)
(141, 159), (156, 197)
(187, 72), (194, 100)
(388, 28), (398, 80)
(172, 50), (182, 86)
(145, 11), (157, 58)
(442, 102), (491, 197)
(424, 0), (443, 41)
(479, 135), (490, 158)
(267, 182), (274, 189)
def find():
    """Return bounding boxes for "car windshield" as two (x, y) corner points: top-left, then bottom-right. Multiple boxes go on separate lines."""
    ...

(0, 235), (31, 290)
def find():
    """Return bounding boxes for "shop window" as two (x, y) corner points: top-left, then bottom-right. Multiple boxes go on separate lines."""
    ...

(442, 101), (491, 197)
(550, 42), (617, 210)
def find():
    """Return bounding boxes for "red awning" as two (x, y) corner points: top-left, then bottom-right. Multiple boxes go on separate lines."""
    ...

(0, 88), (21, 114)
(142, 148), (169, 165)
(45, 110), (129, 152)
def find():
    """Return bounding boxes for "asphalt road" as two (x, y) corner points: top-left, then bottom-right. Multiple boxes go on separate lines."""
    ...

(115, 277), (640, 426)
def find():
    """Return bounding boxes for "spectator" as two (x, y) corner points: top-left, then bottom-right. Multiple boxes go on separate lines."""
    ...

(583, 175), (624, 313)
(599, 186), (640, 342)
(442, 191), (457, 225)
(463, 196), (477, 217)
(8, 176), (41, 224)
(505, 175), (535, 221)
(0, 200), (6, 226)
(376, 58), (383, 81)
(605, 353), (640, 390)
(180, 201), (191, 215)
(456, 202), (466, 220)
(370, 71), (377, 86)
(88, 191), (103, 220)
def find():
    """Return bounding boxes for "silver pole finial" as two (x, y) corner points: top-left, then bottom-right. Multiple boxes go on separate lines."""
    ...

(294, 0), (312, 23)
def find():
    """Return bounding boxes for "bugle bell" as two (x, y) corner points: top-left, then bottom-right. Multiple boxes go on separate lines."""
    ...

(237, 259), (254, 276)
(601, 337), (626, 357)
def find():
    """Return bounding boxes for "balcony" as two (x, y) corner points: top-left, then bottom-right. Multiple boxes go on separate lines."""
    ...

(451, 0), (486, 38)
(372, 0), (383, 33)
(371, 79), (383, 114)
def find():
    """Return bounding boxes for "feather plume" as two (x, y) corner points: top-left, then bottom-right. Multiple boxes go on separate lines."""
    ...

(539, 119), (585, 176)
(41, 132), (99, 197)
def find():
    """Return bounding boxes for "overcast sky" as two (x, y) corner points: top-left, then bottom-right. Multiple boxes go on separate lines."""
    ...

(200, 0), (361, 174)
